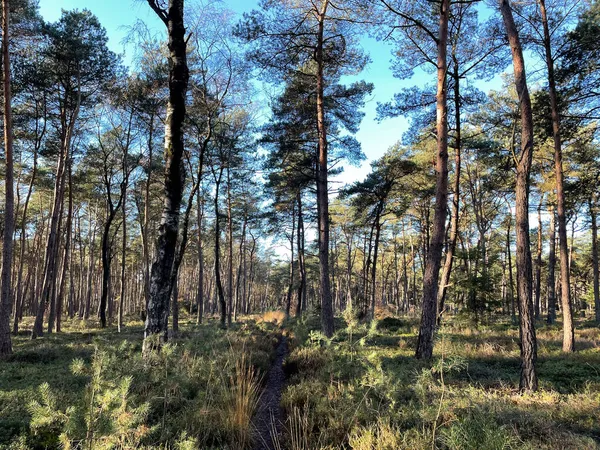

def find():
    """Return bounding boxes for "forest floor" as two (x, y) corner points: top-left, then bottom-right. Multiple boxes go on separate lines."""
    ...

(1, 311), (599, 449)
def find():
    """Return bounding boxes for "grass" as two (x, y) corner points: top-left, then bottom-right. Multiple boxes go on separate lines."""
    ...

(0, 315), (280, 449)
(281, 310), (600, 449)
(1, 311), (599, 449)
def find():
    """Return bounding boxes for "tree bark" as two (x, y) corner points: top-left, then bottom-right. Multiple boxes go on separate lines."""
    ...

(55, 161), (73, 332)
(196, 188), (205, 324)
(213, 166), (226, 327)
(500, 0), (538, 391)
(315, 0), (334, 337)
(416, 0), (450, 360)
(226, 166), (233, 326)
(371, 214), (382, 320)
(0, 0), (15, 355)
(144, 0), (189, 352)
(534, 196), (543, 320)
(32, 90), (77, 338)
(539, 0), (574, 352)
(286, 202), (296, 318)
(590, 196), (600, 324)
(296, 193), (306, 317)
(438, 62), (462, 325)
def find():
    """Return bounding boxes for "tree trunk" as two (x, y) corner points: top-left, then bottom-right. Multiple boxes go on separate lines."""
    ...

(32, 92), (77, 338)
(506, 212), (516, 323)
(371, 214), (382, 320)
(416, 0), (450, 360)
(539, 0), (574, 352)
(226, 166), (233, 326)
(286, 202), (296, 318)
(438, 62), (462, 325)
(55, 161), (73, 333)
(534, 196), (543, 320)
(296, 194), (306, 317)
(144, 0), (189, 353)
(142, 114), (154, 310)
(118, 180), (127, 332)
(196, 188), (205, 324)
(213, 167), (226, 327)
(315, 0), (334, 337)
(0, 0), (15, 355)
(500, 0), (538, 391)
(590, 196), (600, 324)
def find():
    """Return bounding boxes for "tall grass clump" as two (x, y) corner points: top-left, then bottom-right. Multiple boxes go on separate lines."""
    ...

(226, 352), (262, 449)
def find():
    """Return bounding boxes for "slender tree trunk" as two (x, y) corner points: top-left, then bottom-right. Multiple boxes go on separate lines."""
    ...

(371, 214), (382, 320)
(590, 196), (600, 324)
(506, 212), (516, 323)
(56, 162), (73, 333)
(213, 167), (226, 327)
(32, 97), (76, 338)
(539, 0), (574, 352)
(296, 193), (306, 317)
(534, 196), (543, 320)
(438, 63), (462, 325)
(226, 166), (233, 326)
(84, 213), (96, 320)
(315, 0), (334, 337)
(118, 182), (127, 332)
(100, 206), (119, 328)
(0, 0), (15, 355)
(500, 0), (538, 391)
(142, 115), (154, 309)
(196, 188), (204, 324)
(547, 204), (557, 323)
(286, 203), (296, 317)
(416, 0), (450, 360)
(144, 0), (189, 352)
(171, 273), (179, 332)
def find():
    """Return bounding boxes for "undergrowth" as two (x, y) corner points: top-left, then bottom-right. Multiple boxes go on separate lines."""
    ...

(0, 316), (279, 449)
(281, 309), (600, 449)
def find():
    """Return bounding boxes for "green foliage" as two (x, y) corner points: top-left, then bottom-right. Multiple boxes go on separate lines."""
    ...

(439, 409), (520, 450)
(1, 320), (278, 449)
(28, 346), (151, 449)
(279, 315), (600, 450)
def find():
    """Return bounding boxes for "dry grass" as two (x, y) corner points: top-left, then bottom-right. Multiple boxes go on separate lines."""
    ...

(227, 352), (263, 449)
(280, 313), (600, 449)
(258, 310), (287, 326)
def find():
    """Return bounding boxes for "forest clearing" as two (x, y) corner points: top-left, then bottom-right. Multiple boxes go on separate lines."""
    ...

(1, 0), (600, 448)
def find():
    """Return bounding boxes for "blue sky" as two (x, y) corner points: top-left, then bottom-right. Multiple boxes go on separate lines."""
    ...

(37, 0), (461, 186)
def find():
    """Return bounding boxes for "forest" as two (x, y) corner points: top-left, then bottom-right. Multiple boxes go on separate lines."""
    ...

(0, 0), (599, 448)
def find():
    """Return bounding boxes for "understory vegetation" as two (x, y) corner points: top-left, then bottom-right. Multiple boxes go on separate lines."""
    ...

(0, 316), (278, 449)
(280, 310), (600, 449)
(1, 310), (599, 449)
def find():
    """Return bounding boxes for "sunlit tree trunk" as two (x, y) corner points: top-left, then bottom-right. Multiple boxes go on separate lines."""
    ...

(296, 193), (306, 317)
(590, 196), (599, 324)
(416, 0), (450, 360)
(315, 0), (334, 337)
(438, 62), (462, 325)
(0, 0), (15, 355)
(144, 0), (189, 352)
(500, 0), (538, 391)
(196, 189), (205, 324)
(539, 0), (574, 352)
(534, 197), (543, 320)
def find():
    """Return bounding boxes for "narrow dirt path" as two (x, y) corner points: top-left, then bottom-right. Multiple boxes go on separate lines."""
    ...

(252, 334), (288, 450)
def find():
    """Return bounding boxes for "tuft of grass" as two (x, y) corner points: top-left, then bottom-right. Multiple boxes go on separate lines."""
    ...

(227, 352), (262, 449)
